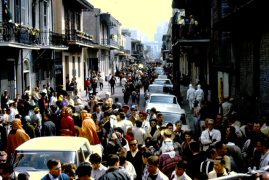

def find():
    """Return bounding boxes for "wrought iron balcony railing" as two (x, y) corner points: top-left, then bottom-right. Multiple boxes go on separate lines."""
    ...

(66, 29), (94, 46)
(100, 38), (108, 46)
(0, 22), (67, 48)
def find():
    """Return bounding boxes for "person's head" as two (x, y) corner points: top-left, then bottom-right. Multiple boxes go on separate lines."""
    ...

(47, 159), (62, 178)
(256, 137), (269, 154)
(175, 120), (182, 131)
(215, 141), (227, 157)
(76, 162), (92, 180)
(106, 154), (120, 167)
(213, 156), (226, 173)
(134, 119), (142, 127)
(149, 119), (157, 127)
(166, 123), (174, 131)
(1, 165), (14, 180)
(142, 150), (153, 165)
(12, 118), (23, 129)
(0, 151), (7, 164)
(33, 107), (40, 114)
(89, 153), (102, 170)
(147, 156), (159, 175)
(206, 118), (214, 130)
(253, 121), (262, 133)
(17, 171), (30, 180)
(175, 160), (188, 177)
(163, 129), (173, 139)
(156, 113), (163, 125)
(206, 147), (217, 160)
(150, 107), (157, 115)
(215, 113), (223, 124)
(139, 111), (147, 121)
(189, 141), (200, 153)
(129, 139), (138, 152)
(184, 131), (193, 142)
(61, 163), (76, 180)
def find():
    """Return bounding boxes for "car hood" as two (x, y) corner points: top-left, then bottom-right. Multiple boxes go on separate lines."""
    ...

(15, 170), (48, 180)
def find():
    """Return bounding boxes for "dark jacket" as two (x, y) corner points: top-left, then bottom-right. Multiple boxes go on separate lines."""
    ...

(99, 167), (131, 180)
(41, 173), (70, 180)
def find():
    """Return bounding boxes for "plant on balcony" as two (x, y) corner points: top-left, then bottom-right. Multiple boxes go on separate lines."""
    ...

(30, 28), (40, 36)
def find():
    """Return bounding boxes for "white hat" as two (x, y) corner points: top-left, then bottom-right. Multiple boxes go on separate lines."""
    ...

(6, 100), (15, 105)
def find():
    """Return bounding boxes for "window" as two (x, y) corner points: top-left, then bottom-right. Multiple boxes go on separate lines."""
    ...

(14, 0), (21, 23)
(72, 56), (76, 77)
(43, 2), (47, 27)
(78, 57), (81, 77)
(81, 144), (90, 160)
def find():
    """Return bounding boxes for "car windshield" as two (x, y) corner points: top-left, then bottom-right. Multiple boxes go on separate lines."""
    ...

(154, 80), (171, 85)
(14, 151), (77, 170)
(162, 113), (182, 124)
(148, 86), (163, 93)
(150, 96), (177, 104)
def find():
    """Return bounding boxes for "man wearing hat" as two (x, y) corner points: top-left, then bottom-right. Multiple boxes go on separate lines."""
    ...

(8, 99), (18, 122)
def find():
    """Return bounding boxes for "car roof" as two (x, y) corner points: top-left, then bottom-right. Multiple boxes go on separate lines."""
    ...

(149, 93), (176, 97)
(16, 137), (90, 151)
(146, 103), (184, 114)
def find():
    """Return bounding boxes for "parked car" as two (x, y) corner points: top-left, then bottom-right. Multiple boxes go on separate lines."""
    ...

(153, 78), (173, 93)
(144, 84), (166, 100)
(157, 75), (168, 79)
(145, 93), (185, 123)
(12, 136), (103, 180)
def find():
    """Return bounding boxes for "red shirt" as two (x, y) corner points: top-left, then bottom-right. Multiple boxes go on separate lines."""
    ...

(85, 80), (91, 87)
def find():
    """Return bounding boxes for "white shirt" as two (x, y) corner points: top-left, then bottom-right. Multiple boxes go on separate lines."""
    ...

(91, 164), (107, 180)
(200, 128), (221, 151)
(187, 87), (196, 100)
(132, 127), (146, 145)
(171, 171), (192, 180)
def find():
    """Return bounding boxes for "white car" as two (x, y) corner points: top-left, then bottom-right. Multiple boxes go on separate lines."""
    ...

(153, 79), (173, 93)
(12, 136), (103, 180)
(157, 75), (168, 79)
(144, 84), (165, 100)
(145, 93), (186, 125)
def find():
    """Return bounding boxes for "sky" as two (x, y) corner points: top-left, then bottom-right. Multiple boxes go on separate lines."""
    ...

(89, 0), (173, 41)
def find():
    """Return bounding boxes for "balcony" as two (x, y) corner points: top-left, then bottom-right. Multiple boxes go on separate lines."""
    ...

(38, 31), (67, 49)
(0, 22), (67, 49)
(67, 29), (95, 47)
(100, 38), (108, 45)
(0, 22), (38, 45)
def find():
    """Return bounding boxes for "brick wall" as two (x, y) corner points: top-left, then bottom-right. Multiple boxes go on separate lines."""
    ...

(259, 32), (269, 113)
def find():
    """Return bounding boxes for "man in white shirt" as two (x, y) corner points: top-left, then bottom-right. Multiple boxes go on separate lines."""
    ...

(90, 153), (107, 180)
(195, 84), (204, 107)
(256, 137), (269, 169)
(171, 160), (192, 180)
(186, 84), (196, 111)
(200, 119), (221, 151)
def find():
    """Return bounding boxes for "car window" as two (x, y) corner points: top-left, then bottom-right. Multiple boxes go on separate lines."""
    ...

(14, 151), (77, 170)
(81, 143), (90, 160)
(150, 96), (176, 104)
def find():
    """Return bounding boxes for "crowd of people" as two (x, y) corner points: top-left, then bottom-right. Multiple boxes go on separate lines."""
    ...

(0, 64), (269, 179)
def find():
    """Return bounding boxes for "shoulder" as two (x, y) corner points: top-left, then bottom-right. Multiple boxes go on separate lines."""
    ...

(41, 174), (49, 180)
